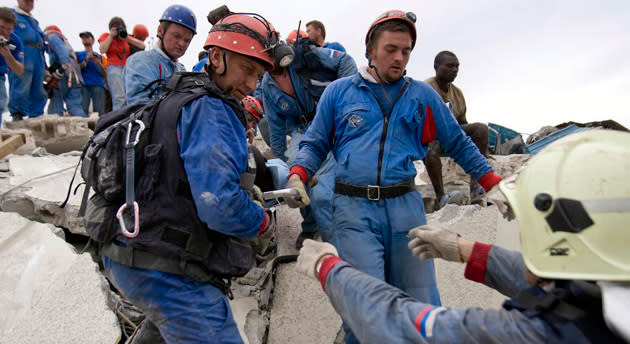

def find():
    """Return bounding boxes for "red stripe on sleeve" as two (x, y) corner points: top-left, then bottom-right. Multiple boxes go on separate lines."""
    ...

(421, 105), (437, 145)
(289, 165), (309, 184)
(415, 306), (434, 335)
(464, 242), (493, 284)
(257, 211), (268, 235)
(478, 171), (502, 192)
(318, 256), (343, 292)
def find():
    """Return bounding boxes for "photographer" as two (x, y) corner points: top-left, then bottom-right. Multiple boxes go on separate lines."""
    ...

(98, 17), (144, 110)
(76, 31), (105, 115)
(0, 7), (24, 116)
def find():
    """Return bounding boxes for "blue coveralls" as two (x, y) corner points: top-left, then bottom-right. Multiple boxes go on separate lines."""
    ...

(293, 68), (496, 344)
(319, 243), (614, 343)
(192, 57), (207, 72)
(123, 48), (185, 106)
(103, 95), (264, 344)
(76, 50), (106, 115)
(8, 8), (47, 118)
(323, 41), (346, 52)
(260, 46), (356, 240)
(0, 32), (24, 114)
(45, 33), (85, 117)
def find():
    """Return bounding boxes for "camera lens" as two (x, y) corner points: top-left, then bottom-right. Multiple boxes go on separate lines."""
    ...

(117, 26), (127, 39)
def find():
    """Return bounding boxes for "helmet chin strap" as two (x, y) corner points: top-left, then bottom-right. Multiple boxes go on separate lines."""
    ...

(368, 57), (393, 105)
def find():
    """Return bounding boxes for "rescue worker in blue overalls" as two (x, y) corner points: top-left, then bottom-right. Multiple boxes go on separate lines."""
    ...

(9, 0), (46, 120)
(296, 129), (630, 344)
(123, 5), (196, 106)
(100, 10), (287, 343)
(0, 7), (24, 116)
(285, 10), (501, 344)
(259, 30), (357, 247)
(44, 25), (86, 117)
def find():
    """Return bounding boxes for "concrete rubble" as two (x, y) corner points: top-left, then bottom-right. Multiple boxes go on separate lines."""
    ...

(0, 115), (532, 343)
(0, 153), (86, 236)
(1, 128), (38, 155)
(0, 211), (120, 344)
(4, 114), (96, 154)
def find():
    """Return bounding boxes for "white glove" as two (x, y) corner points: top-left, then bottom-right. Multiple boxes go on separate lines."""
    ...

(284, 175), (310, 208)
(485, 185), (515, 221)
(407, 224), (462, 262)
(296, 239), (338, 280)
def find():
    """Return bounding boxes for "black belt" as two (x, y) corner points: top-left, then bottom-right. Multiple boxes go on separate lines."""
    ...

(334, 179), (414, 201)
(102, 242), (233, 298)
(24, 41), (44, 50)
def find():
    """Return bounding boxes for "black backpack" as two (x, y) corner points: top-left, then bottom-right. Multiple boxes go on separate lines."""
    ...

(63, 72), (247, 242)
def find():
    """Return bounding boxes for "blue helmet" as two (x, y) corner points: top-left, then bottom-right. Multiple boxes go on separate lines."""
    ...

(160, 5), (197, 35)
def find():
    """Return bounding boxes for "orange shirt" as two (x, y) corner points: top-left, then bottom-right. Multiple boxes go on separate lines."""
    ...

(98, 33), (130, 66)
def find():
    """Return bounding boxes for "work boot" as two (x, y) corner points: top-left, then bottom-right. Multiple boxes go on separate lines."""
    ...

(10, 112), (24, 121)
(295, 231), (317, 250)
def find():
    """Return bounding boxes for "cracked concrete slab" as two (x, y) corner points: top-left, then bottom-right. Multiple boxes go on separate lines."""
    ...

(0, 153), (85, 235)
(0, 212), (120, 343)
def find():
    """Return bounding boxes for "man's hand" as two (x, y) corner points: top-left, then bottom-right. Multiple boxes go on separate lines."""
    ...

(407, 224), (462, 262)
(296, 239), (338, 280)
(284, 174), (310, 208)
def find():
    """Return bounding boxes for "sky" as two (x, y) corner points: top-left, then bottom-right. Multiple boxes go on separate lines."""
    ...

(4, 0), (630, 134)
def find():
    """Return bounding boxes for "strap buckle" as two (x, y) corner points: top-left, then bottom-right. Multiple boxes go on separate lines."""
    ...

(367, 185), (380, 201)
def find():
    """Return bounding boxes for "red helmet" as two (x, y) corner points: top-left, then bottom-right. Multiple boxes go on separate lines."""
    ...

(286, 30), (308, 45)
(44, 25), (62, 35)
(365, 10), (417, 49)
(132, 24), (149, 41)
(203, 13), (278, 71)
(242, 96), (264, 122)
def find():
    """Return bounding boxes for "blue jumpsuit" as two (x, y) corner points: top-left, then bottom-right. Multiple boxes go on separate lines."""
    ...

(9, 8), (47, 118)
(45, 33), (85, 117)
(103, 95), (264, 344)
(318, 243), (618, 343)
(123, 48), (185, 106)
(0, 32), (24, 114)
(260, 47), (356, 240)
(292, 68), (499, 343)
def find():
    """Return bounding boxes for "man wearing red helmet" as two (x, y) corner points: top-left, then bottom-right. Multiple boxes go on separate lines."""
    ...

(124, 5), (196, 106)
(286, 10), (501, 344)
(101, 10), (279, 343)
(242, 95), (263, 144)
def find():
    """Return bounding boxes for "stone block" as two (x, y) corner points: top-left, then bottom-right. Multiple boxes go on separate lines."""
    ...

(4, 114), (97, 154)
(0, 212), (120, 343)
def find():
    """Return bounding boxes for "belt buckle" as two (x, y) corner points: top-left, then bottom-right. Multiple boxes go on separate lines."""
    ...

(367, 185), (380, 201)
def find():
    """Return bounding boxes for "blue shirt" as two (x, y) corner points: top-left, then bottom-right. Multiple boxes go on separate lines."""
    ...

(124, 48), (185, 105)
(0, 32), (24, 75)
(323, 41), (346, 52)
(76, 51), (105, 87)
(192, 57), (207, 72)
(366, 76), (404, 115)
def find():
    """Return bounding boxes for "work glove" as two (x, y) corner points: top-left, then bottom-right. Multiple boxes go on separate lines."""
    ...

(296, 239), (339, 281)
(407, 224), (462, 262)
(284, 174), (310, 208)
(484, 184), (515, 221)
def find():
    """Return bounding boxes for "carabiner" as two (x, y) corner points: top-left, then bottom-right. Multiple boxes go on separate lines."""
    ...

(125, 120), (146, 147)
(116, 202), (140, 238)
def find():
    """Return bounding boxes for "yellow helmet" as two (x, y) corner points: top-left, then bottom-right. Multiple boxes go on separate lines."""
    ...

(499, 130), (630, 281)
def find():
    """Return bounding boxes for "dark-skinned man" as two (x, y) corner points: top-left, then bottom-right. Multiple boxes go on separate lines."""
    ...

(285, 10), (501, 344)
(424, 50), (490, 210)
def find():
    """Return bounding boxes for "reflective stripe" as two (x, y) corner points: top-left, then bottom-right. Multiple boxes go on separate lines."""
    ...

(310, 79), (331, 87)
(583, 199), (630, 213)
(423, 307), (446, 337)
(415, 306), (446, 338)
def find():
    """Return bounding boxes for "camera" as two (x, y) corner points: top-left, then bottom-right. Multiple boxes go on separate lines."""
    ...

(117, 26), (127, 39)
(0, 37), (16, 50)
